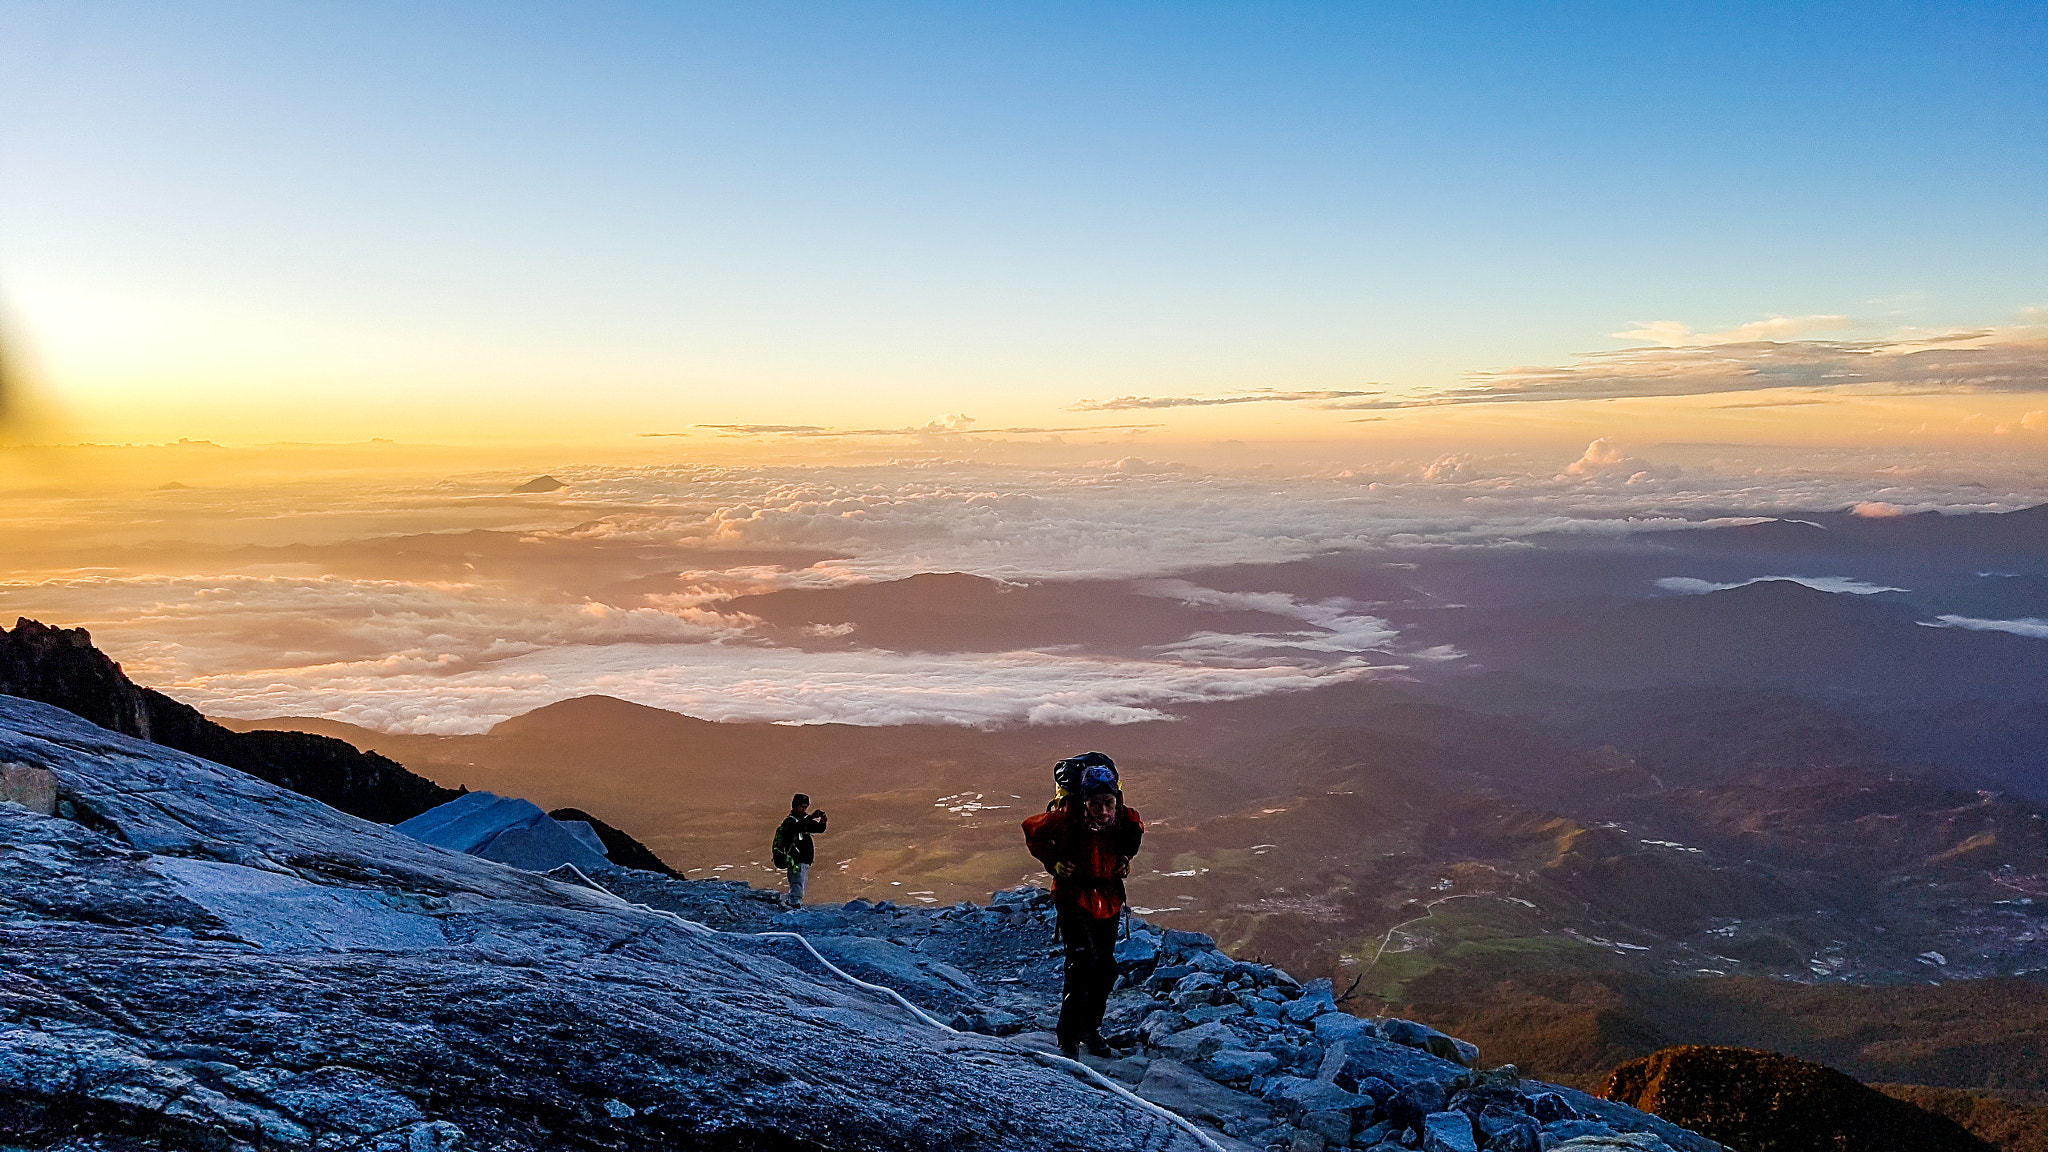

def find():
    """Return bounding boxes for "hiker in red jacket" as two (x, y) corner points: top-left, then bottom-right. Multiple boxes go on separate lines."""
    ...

(1021, 759), (1143, 1058)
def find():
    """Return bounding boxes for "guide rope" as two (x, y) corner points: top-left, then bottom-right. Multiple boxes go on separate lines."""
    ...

(548, 864), (1229, 1152)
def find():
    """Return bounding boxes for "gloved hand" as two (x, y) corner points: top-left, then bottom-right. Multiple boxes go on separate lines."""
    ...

(1114, 857), (1131, 878)
(1049, 861), (1076, 878)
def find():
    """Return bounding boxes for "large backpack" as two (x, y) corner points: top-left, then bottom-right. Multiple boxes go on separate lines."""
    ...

(1048, 751), (1118, 810)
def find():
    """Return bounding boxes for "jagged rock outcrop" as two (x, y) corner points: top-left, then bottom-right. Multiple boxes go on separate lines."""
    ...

(0, 695), (1723, 1152)
(1, 618), (459, 823)
(397, 791), (615, 873)
(1603, 1046), (1992, 1152)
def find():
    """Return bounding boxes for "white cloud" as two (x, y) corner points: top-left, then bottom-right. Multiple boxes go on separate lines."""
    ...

(1132, 581), (1403, 662)
(170, 642), (1388, 735)
(1925, 615), (2048, 639)
(1654, 575), (1908, 596)
(1610, 315), (1856, 347)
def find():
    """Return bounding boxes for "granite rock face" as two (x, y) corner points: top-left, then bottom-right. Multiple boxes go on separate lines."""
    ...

(0, 696), (1212, 1152)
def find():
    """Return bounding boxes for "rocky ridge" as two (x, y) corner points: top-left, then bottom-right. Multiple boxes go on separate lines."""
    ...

(0, 694), (1719, 1152)
(0, 618), (459, 824)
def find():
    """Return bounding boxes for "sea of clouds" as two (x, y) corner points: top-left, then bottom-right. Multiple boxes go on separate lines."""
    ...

(4, 443), (2043, 733)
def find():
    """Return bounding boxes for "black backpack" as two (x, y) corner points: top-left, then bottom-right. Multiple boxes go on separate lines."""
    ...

(1049, 751), (1118, 809)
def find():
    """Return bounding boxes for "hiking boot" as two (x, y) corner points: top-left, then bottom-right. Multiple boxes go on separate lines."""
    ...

(1083, 1033), (1114, 1058)
(1059, 1040), (1080, 1059)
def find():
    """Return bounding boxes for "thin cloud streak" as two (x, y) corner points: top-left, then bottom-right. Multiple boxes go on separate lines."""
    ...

(1068, 389), (1380, 411)
(1611, 315), (1855, 346)
(685, 421), (1164, 438)
(1321, 333), (2048, 409)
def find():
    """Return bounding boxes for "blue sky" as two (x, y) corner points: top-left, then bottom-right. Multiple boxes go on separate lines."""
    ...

(1, 1), (2042, 444)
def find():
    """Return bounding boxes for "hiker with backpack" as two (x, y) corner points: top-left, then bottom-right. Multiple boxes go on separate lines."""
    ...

(772, 793), (828, 906)
(1021, 752), (1144, 1059)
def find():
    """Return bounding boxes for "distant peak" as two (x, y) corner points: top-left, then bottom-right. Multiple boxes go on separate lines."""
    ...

(512, 475), (566, 493)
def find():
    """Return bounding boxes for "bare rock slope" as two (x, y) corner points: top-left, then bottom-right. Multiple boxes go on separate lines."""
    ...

(0, 695), (1717, 1152)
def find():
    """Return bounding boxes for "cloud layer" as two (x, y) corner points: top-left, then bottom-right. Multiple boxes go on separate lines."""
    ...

(5, 448), (2045, 733)
(173, 642), (1388, 735)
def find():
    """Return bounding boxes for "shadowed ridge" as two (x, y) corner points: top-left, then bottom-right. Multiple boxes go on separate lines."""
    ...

(0, 617), (460, 823)
(1604, 1045), (1991, 1152)
(1874, 1085), (2048, 1152)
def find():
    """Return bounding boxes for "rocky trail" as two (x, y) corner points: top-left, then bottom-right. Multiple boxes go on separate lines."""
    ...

(0, 694), (1721, 1152)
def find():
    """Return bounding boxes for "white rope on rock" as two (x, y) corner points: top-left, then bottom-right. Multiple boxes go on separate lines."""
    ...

(547, 865), (1231, 1152)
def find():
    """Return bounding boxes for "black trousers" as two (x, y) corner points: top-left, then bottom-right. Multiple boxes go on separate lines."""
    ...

(1055, 903), (1121, 1047)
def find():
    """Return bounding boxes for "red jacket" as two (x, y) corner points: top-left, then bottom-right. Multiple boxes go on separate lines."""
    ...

(1021, 803), (1144, 920)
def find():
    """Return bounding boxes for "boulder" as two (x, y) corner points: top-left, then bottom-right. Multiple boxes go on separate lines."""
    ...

(1381, 1018), (1477, 1066)
(1261, 1075), (1318, 1101)
(1132, 1058), (1270, 1128)
(1200, 1048), (1281, 1085)
(1283, 996), (1332, 1024)
(1477, 1104), (1540, 1152)
(1147, 964), (1196, 991)
(1156, 1021), (1238, 1064)
(1301, 1109), (1353, 1143)
(1140, 1011), (1190, 1046)
(1269, 1078), (1372, 1123)
(1387, 1079), (1450, 1134)
(1340, 1036), (1470, 1093)
(1422, 1110), (1478, 1152)
(1161, 928), (1217, 953)
(1182, 1003), (1248, 1025)
(1353, 1076), (1397, 1105)
(1114, 934), (1159, 972)
(1313, 1011), (1377, 1046)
